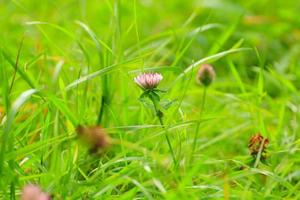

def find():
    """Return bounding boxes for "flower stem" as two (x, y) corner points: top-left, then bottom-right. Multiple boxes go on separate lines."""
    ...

(191, 87), (207, 159)
(149, 95), (177, 166)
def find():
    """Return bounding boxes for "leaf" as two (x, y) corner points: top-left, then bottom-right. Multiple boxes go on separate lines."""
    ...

(161, 99), (178, 110)
(139, 91), (150, 101)
(0, 89), (38, 171)
(153, 89), (167, 93)
(171, 47), (251, 88)
(149, 91), (160, 103)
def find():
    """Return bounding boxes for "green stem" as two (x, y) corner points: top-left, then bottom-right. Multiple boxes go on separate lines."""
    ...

(191, 87), (207, 159)
(97, 95), (106, 124)
(149, 94), (177, 166)
(97, 75), (109, 125)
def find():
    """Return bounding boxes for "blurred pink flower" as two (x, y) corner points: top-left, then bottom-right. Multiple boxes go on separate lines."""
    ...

(134, 72), (163, 90)
(21, 185), (50, 200)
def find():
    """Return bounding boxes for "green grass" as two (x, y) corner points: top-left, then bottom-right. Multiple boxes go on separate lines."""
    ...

(1, 0), (300, 199)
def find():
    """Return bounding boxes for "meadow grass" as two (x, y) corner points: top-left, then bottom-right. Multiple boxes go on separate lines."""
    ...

(1, 0), (300, 199)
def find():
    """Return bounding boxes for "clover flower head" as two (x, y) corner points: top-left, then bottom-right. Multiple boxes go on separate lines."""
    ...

(197, 64), (216, 87)
(134, 72), (163, 90)
(21, 184), (51, 200)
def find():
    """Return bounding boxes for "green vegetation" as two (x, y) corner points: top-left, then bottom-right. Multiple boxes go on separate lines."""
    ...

(1, 0), (300, 199)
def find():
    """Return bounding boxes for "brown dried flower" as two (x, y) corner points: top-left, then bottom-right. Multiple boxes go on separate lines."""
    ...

(196, 64), (216, 87)
(76, 125), (111, 153)
(248, 133), (269, 159)
(21, 184), (51, 200)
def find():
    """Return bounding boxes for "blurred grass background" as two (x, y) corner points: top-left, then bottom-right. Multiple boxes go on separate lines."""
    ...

(1, 0), (300, 199)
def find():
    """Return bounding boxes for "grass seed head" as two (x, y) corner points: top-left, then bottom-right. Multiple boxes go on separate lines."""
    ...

(197, 64), (216, 87)
(76, 125), (111, 153)
(21, 184), (51, 200)
(134, 72), (163, 90)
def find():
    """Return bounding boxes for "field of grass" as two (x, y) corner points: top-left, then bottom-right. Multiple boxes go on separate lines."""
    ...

(1, 0), (300, 199)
